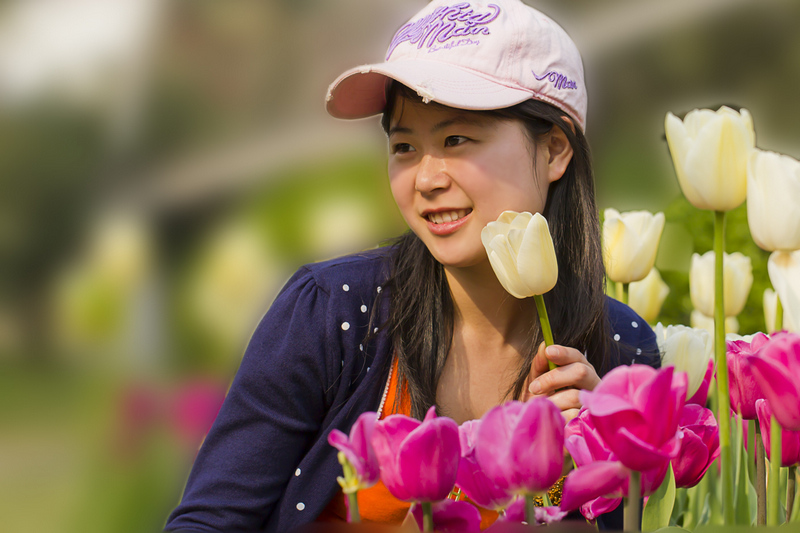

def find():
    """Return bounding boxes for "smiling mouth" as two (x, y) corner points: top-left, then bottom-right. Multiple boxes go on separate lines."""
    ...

(425, 209), (472, 225)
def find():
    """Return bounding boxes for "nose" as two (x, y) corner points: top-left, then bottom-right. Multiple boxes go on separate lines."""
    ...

(415, 154), (450, 194)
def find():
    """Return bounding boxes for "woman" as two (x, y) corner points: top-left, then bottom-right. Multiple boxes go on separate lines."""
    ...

(165, 1), (658, 531)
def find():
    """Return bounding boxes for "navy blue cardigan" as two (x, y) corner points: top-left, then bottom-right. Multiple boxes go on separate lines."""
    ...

(165, 247), (659, 532)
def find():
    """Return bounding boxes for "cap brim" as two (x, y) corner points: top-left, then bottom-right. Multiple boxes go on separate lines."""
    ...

(326, 59), (534, 119)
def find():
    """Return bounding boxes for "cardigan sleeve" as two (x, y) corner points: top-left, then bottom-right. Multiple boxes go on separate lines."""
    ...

(165, 267), (340, 532)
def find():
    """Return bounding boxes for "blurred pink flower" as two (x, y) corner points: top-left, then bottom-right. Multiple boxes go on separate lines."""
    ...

(742, 332), (800, 430)
(561, 408), (668, 518)
(755, 399), (800, 467)
(579, 365), (687, 472)
(672, 404), (720, 488)
(170, 379), (226, 448)
(501, 497), (567, 524)
(687, 357), (715, 407)
(727, 332), (769, 419)
(409, 499), (481, 533)
(456, 419), (514, 510)
(372, 406), (460, 502)
(327, 411), (380, 488)
(475, 398), (564, 496)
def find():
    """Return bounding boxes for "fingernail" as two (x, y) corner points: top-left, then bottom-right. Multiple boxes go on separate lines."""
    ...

(545, 345), (559, 357)
(529, 380), (541, 394)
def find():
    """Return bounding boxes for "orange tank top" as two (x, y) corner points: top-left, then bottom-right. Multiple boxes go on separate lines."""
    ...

(316, 358), (500, 529)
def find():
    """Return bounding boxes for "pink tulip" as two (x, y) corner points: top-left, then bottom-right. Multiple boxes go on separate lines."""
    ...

(755, 399), (800, 467)
(327, 411), (380, 488)
(742, 332), (800, 430)
(561, 408), (669, 518)
(456, 420), (514, 510)
(672, 404), (720, 487)
(475, 398), (564, 495)
(727, 332), (769, 419)
(501, 497), (567, 524)
(579, 365), (687, 472)
(409, 499), (482, 533)
(687, 357), (715, 407)
(372, 406), (460, 502)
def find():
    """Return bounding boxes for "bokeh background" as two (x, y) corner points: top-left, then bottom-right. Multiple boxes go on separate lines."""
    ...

(1, 1), (799, 531)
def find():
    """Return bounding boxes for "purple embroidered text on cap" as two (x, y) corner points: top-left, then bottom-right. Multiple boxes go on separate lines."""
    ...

(386, 3), (501, 60)
(532, 70), (578, 91)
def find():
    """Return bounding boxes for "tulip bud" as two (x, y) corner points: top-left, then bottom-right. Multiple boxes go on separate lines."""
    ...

(746, 150), (800, 252)
(764, 288), (797, 334)
(767, 250), (800, 333)
(665, 106), (755, 212)
(690, 251), (753, 318)
(654, 323), (714, 401)
(602, 209), (665, 284)
(481, 211), (558, 299)
(628, 267), (670, 324)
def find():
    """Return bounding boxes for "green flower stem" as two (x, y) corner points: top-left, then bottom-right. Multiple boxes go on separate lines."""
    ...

(525, 494), (536, 526)
(768, 414), (782, 526)
(347, 493), (360, 523)
(788, 466), (797, 522)
(422, 502), (433, 532)
(776, 293), (784, 332)
(534, 294), (556, 371)
(624, 470), (641, 532)
(756, 420), (767, 525)
(747, 419), (757, 485)
(713, 210), (735, 525)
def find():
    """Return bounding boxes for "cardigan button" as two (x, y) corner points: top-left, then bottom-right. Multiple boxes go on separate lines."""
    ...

(297, 502), (306, 511)
(295, 468), (301, 476)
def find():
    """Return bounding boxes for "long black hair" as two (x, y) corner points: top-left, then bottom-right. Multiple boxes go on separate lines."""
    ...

(377, 83), (618, 419)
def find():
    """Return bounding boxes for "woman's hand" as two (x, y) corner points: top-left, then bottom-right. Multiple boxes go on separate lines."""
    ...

(522, 342), (600, 423)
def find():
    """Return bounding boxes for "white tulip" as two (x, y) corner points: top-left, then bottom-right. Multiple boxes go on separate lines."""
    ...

(628, 267), (669, 324)
(747, 149), (800, 252)
(690, 251), (753, 318)
(481, 211), (558, 299)
(764, 288), (797, 334)
(602, 209), (665, 284)
(665, 106), (755, 212)
(690, 310), (739, 338)
(654, 322), (714, 400)
(767, 250), (800, 333)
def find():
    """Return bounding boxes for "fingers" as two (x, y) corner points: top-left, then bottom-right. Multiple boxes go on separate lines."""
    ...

(529, 345), (600, 394)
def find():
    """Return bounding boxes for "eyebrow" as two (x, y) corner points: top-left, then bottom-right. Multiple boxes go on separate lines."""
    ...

(388, 115), (491, 137)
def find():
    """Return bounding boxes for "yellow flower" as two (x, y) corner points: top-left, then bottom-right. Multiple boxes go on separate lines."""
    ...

(690, 310), (739, 338)
(602, 209), (665, 284)
(481, 211), (558, 299)
(747, 149), (800, 252)
(628, 267), (669, 324)
(665, 106), (755, 212)
(690, 251), (753, 318)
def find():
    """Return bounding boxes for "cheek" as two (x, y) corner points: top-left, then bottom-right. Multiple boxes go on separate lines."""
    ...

(388, 166), (415, 220)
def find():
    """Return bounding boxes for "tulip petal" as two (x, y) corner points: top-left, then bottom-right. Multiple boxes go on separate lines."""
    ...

(612, 426), (679, 472)
(397, 416), (460, 501)
(581, 497), (622, 521)
(507, 398), (564, 492)
(475, 402), (524, 491)
(411, 499), (482, 533)
(672, 429), (710, 488)
(560, 461), (628, 511)
(744, 354), (800, 431)
(372, 415), (421, 501)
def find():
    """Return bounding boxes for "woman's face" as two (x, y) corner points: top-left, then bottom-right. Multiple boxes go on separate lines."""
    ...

(387, 98), (555, 269)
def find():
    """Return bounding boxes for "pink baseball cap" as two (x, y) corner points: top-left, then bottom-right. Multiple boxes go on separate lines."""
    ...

(325, 0), (588, 131)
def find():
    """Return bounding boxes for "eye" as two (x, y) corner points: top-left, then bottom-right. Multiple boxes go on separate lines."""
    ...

(444, 135), (468, 147)
(391, 142), (415, 155)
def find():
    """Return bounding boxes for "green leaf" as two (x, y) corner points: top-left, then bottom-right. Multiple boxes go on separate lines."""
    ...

(643, 463), (677, 531)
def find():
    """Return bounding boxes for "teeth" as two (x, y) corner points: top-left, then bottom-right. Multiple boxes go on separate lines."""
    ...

(427, 209), (468, 224)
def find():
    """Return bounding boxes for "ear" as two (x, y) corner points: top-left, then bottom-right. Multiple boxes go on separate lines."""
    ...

(544, 119), (575, 184)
